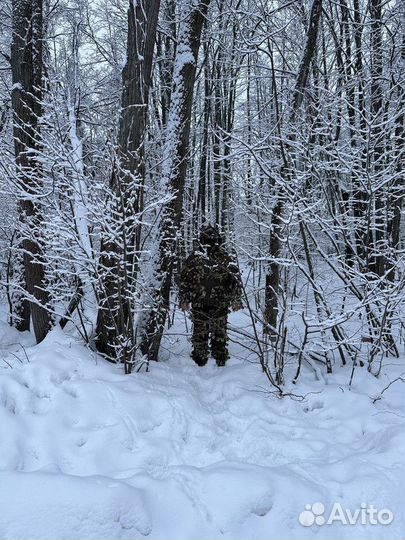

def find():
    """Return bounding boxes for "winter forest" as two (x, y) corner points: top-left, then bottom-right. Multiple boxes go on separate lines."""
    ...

(0, 0), (404, 538)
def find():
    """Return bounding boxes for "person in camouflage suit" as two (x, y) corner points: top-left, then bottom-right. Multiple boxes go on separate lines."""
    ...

(179, 224), (243, 366)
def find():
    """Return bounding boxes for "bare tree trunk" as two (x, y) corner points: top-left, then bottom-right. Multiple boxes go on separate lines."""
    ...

(245, 54), (254, 207)
(212, 57), (222, 225)
(387, 8), (405, 280)
(198, 38), (210, 220)
(210, 4), (239, 230)
(291, 0), (323, 116)
(352, 0), (369, 264)
(139, 0), (211, 361)
(11, 0), (51, 342)
(369, 0), (385, 276)
(264, 200), (282, 334)
(157, 0), (176, 128)
(221, 29), (238, 231)
(264, 0), (323, 337)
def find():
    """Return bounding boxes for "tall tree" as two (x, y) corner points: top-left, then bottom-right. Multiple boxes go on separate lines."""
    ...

(139, 0), (211, 361)
(369, 0), (385, 276)
(95, 0), (160, 367)
(11, 0), (51, 342)
(264, 0), (323, 338)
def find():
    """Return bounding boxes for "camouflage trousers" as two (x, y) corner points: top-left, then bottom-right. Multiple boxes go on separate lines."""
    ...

(191, 306), (229, 366)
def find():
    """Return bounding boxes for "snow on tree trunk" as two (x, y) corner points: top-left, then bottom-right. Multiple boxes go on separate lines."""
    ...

(95, 0), (160, 369)
(138, 0), (211, 361)
(368, 0), (385, 276)
(10, 0), (51, 342)
(67, 96), (92, 262)
(264, 0), (323, 339)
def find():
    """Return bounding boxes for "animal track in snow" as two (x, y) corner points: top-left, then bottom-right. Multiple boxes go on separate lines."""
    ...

(303, 400), (324, 413)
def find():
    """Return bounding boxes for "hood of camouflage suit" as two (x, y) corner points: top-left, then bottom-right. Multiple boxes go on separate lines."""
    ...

(199, 224), (223, 249)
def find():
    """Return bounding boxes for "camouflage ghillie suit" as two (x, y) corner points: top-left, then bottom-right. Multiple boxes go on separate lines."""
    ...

(179, 225), (243, 366)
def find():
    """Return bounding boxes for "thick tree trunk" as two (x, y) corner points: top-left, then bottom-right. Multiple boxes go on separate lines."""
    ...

(95, 0), (160, 366)
(11, 0), (51, 342)
(139, 0), (211, 361)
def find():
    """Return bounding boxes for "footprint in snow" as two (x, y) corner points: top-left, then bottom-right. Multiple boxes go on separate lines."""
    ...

(302, 400), (324, 413)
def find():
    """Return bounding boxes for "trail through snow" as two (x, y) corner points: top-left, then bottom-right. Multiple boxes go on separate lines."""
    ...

(0, 314), (404, 539)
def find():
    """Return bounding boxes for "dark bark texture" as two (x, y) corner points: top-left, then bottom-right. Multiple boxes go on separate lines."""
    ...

(95, 0), (161, 365)
(140, 0), (212, 361)
(11, 0), (51, 342)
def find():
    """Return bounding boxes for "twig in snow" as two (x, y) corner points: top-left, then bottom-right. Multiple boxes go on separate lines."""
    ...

(372, 375), (405, 403)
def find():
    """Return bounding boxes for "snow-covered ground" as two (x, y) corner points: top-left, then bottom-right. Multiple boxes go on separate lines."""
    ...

(0, 308), (404, 539)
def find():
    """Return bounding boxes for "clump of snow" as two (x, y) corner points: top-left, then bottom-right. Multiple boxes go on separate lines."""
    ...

(0, 316), (404, 539)
(0, 470), (151, 539)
